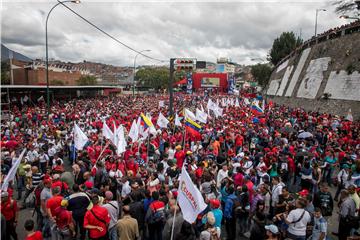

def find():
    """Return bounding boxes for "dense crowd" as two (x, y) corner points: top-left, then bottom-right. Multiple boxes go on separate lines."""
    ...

(0, 92), (359, 240)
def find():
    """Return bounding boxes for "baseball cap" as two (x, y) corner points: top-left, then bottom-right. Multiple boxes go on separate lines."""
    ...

(209, 199), (220, 209)
(298, 189), (309, 197)
(206, 212), (216, 226)
(265, 224), (279, 234)
(105, 191), (113, 200)
(61, 199), (69, 207)
(1, 191), (9, 198)
(84, 181), (93, 189)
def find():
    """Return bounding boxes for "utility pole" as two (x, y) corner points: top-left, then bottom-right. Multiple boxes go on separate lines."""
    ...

(169, 58), (175, 117)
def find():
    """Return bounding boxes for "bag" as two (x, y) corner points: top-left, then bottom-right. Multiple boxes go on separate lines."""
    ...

(344, 215), (360, 229)
(148, 208), (166, 224)
(90, 209), (108, 226)
(25, 191), (36, 208)
(231, 197), (242, 217)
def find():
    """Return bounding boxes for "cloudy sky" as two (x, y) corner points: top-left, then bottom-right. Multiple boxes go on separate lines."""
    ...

(1, 0), (350, 66)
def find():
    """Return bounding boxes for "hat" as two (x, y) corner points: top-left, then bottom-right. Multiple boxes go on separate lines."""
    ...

(343, 164), (350, 169)
(23, 164), (32, 169)
(298, 189), (309, 197)
(1, 191), (9, 198)
(91, 188), (101, 195)
(61, 199), (69, 207)
(209, 199), (220, 209)
(105, 191), (113, 200)
(43, 178), (52, 185)
(186, 151), (192, 155)
(85, 181), (93, 189)
(175, 145), (182, 150)
(53, 174), (60, 180)
(265, 224), (279, 234)
(206, 212), (216, 226)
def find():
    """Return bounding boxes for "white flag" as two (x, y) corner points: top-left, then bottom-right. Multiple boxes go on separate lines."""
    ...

(346, 109), (353, 122)
(137, 117), (149, 139)
(196, 108), (208, 124)
(115, 125), (127, 155)
(102, 121), (114, 140)
(184, 108), (197, 122)
(213, 105), (223, 118)
(129, 120), (139, 142)
(73, 123), (89, 150)
(159, 100), (165, 108)
(175, 113), (182, 127)
(1, 149), (26, 191)
(37, 96), (44, 102)
(178, 166), (207, 223)
(157, 112), (169, 129)
(23, 95), (29, 102)
(200, 104), (205, 112)
(243, 98), (250, 105)
(235, 98), (240, 107)
(206, 99), (217, 112)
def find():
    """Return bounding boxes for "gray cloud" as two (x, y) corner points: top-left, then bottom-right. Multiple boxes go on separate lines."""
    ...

(1, 0), (347, 66)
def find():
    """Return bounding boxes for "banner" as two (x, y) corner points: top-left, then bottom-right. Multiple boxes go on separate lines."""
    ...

(228, 74), (235, 94)
(178, 166), (207, 223)
(186, 72), (193, 94)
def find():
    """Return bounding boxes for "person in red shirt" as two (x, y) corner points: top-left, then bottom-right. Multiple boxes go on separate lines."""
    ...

(174, 145), (185, 168)
(51, 174), (69, 192)
(53, 200), (75, 239)
(0, 191), (18, 240)
(46, 187), (63, 222)
(24, 219), (43, 240)
(84, 195), (110, 240)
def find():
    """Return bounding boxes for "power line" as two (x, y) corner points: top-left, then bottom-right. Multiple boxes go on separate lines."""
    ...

(57, 0), (168, 63)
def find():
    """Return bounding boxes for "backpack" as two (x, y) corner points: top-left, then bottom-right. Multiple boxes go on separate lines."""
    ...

(60, 182), (70, 198)
(147, 208), (166, 225)
(25, 191), (36, 208)
(231, 197), (242, 217)
(34, 184), (44, 207)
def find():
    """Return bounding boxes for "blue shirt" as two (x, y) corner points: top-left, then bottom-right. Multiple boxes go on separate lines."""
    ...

(224, 194), (237, 219)
(212, 209), (223, 228)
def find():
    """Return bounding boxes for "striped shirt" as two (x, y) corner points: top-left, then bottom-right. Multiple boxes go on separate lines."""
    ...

(32, 173), (44, 187)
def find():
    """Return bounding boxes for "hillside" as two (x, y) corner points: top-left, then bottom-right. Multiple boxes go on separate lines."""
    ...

(266, 23), (360, 119)
(1, 44), (32, 62)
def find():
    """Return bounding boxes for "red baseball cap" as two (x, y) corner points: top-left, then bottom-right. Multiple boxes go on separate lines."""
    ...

(209, 199), (220, 209)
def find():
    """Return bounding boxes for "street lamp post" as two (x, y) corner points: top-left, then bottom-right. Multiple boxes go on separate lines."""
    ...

(46, 0), (80, 115)
(315, 8), (326, 37)
(133, 49), (151, 96)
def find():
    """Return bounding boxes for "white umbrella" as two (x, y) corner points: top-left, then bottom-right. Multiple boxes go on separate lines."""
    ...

(298, 132), (313, 139)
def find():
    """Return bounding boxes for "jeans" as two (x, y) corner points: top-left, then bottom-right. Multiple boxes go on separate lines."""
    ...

(74, 216), (86, 240)
(148, 223), (164, 240)
(16, 175), (25, 200)
(108, 225), (118, 240)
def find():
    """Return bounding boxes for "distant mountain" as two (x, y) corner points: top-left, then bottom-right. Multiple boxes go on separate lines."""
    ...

(1, 44), (32, 62)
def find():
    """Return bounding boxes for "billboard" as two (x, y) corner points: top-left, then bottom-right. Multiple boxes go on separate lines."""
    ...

(201, 77), (220, 87)
(216, 64), (225, 73)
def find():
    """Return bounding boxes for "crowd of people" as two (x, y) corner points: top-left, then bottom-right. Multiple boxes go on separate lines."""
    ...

(0, 91), (359, 240)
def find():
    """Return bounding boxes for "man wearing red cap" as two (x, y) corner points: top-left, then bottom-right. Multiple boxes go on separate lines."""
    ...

(208, 199), (223, 229)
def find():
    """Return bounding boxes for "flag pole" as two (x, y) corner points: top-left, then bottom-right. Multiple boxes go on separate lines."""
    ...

(169, 199), (178, 240)
(95, 141), (110, 164)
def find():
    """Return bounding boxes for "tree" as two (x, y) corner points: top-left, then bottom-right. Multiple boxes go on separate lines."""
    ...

(135, 67), (169, 89)
(251, 63), (273, 88)
(1, 62), (10, 84)
(269, 32), (303, 66)
(50, 79), (65, 86)
(77, 75), (97, 86)
(333, 0), (360, 14)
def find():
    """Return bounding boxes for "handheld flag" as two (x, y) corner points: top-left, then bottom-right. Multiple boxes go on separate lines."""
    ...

(159, 100), (165, 108)
(175, 113), (182, 127)
(251, 102), (264, 116)
(115, 125), (127, 155)
(73, 123), (89, 150)
(102, 121), (114, 140)
(235, 98), (240, 107)
(178, 166), (207, 223)
(140, 113), (157, 135)
(196, 108), (208, 124)
(185, 118), (202, 138)
(157, 112), (169, 129)
(1, 149), (26, 191)
(184, 108), (197, 122)
(129, 120), (139, 142)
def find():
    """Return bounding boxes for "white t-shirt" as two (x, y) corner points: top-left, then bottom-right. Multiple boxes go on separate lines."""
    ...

(286, 209), (311, 236)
